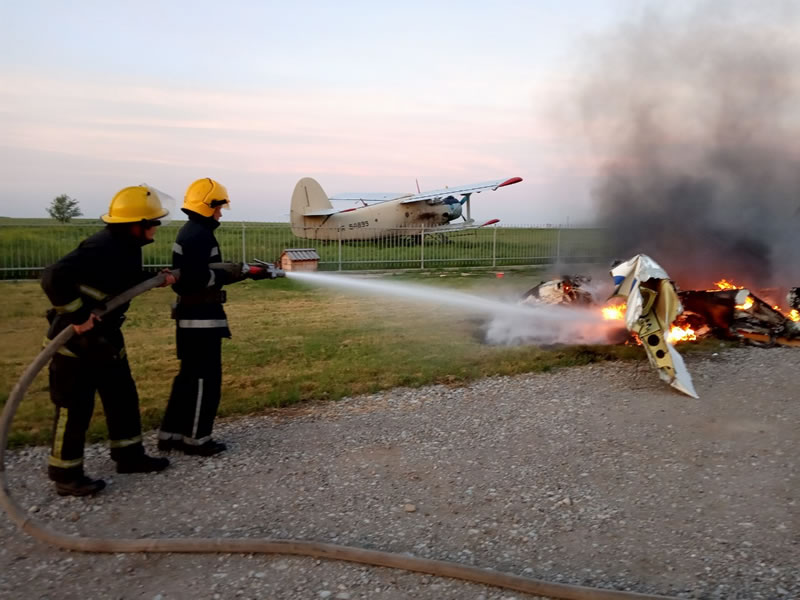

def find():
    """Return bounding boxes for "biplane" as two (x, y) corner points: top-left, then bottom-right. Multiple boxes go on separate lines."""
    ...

(290, 176), (522, 241)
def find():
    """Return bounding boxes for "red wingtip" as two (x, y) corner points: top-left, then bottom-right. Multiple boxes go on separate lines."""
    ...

(481, 219), (500, 226)
(497, 177), (522, 188)
(340, 207), (357, 213)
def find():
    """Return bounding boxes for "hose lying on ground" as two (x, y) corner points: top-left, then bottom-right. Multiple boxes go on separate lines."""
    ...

(0, 272), (678, 600)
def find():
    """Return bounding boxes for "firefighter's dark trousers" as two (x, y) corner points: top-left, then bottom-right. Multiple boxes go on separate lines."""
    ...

(159, 332), (222, 447)
(47, 330), (146, 483)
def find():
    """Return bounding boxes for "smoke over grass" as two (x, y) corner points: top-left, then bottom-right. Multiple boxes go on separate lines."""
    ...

(577, 2), (800, 291)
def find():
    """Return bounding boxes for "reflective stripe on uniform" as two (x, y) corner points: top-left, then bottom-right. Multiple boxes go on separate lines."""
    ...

(51, 407), (69, 460)
(57, 346), (78, 358)
(48, 456), (84, 469)
(183, 434), (212, 446)
(210, 247), (219, 257)
(43, 337), (78, 358)
(54, 297), (83, 314)
(172, 242), (184, 255)
(191, 378), (204, 439)
(207, 269), (216, 287)
(177, 319), (228, 328)
(45, 337), (125, 360)
(79, 284), (108, 301)
(109, 435), (142, 449)
(158, 431), (183, 441)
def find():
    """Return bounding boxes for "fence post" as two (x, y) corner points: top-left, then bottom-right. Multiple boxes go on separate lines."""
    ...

(492, 226), (497, 268)
(556, 227), (561, 264)
(241, 222), (246, 262)
(420, 226), (425, 270)
(338, 229), (342, 271)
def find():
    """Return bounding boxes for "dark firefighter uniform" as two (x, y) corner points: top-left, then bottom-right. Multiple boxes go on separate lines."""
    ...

(42, 185), (171, 495)
(158, 178), (243, 455)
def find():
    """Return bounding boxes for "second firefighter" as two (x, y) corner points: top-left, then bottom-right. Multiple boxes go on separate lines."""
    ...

(157, 178), (278, 456)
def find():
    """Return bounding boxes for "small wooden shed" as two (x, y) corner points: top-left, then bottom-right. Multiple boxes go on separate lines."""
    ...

(278, 248), (320, 272)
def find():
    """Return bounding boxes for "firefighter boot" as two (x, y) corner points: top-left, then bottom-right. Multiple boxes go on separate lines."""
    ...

(116, 454), (170, 474)
(157, 438), (183, 452)
(55, 476), (107, 497)
(182, 439), (227, 457)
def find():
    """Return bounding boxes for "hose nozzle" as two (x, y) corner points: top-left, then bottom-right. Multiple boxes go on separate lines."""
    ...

(252, 259), (286, 279)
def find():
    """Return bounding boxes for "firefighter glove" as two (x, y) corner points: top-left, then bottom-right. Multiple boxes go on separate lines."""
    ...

(217, 262), (248, 283)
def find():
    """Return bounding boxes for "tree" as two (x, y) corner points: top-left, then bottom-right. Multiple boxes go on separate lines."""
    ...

(47, 194), (83, 223)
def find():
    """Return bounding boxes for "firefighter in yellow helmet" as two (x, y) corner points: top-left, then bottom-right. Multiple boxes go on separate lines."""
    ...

(158, 178), (279, 456)
(41, 185), (177, 496)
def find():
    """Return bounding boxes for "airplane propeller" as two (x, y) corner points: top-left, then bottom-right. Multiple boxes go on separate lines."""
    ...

(441, 195), (465, 223)
(439, 193), (475, 223)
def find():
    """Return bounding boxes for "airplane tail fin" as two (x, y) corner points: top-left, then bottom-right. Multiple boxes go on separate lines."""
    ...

(291, 178), (332, 236)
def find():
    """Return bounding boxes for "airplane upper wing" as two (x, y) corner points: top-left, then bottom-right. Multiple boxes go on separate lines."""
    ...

(307, 177), (521, 216)
(399, 177), (522, 204)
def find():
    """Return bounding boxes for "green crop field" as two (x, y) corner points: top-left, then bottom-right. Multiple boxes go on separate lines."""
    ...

(0, 218), (611, 279)
(0, 270), (689, 449)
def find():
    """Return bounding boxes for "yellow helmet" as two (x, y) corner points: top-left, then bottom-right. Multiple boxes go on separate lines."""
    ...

(101, 185), (170, 224)
(183, 178), (230, 217)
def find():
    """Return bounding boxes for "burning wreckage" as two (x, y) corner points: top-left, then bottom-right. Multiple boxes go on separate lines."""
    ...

(515, 254), (800, 399)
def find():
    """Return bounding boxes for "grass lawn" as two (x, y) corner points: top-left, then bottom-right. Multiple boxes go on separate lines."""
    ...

(0, 269), (687, 448)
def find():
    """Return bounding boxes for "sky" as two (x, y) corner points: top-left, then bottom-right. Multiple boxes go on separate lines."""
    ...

(0, 0), (702, 224)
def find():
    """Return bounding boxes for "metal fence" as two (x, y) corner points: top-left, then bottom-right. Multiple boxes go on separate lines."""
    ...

(0, 222), (611, 279)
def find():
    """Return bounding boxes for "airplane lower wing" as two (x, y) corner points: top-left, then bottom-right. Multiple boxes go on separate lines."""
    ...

(302, 206), (357, 217)
(424, 218), (500, 232)
(329, 192), (413, 202)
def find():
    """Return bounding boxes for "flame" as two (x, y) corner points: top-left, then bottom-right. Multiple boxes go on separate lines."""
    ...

(711, 279), (797, 320)
(602, 303), (626, 320)
(667, 325), (697, 343)
(773, 306), (800, 322)
(715, 278), (743, 290)
(597, 277), (797, 345)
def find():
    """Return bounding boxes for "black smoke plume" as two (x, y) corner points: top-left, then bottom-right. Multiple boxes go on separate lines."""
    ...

(578, 2), (800, 293)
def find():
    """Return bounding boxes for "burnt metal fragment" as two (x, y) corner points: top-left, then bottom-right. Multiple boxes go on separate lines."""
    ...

(678, 288), (800, 347)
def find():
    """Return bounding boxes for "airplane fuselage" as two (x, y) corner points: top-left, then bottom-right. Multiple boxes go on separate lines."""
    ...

(295, 202), (463, 240)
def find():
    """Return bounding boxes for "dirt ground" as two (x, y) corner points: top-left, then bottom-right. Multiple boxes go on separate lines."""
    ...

(0, 345), (797, 600)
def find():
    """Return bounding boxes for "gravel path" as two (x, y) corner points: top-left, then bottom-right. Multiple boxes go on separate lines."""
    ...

(1, 346), (797, 600)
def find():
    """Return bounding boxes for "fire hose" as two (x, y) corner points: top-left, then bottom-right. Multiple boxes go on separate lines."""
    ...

(0, 271), (678, 600)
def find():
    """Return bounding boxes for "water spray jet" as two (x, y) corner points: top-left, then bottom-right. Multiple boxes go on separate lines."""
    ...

(287, 271), (623, 346)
